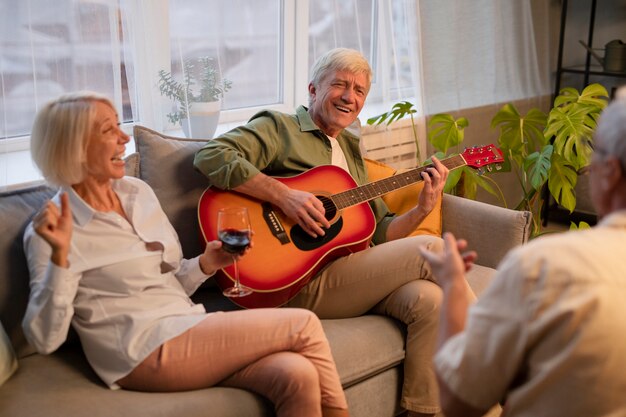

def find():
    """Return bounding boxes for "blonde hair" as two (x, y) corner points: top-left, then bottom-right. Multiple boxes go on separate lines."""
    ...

(30, 91), (114, 186)
(308, 48), (373, 105)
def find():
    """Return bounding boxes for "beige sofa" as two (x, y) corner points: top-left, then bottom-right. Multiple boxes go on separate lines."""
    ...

(0, 125), (531, 417)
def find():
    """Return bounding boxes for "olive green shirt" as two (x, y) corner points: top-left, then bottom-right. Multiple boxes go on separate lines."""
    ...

(193, 105), (394, 243)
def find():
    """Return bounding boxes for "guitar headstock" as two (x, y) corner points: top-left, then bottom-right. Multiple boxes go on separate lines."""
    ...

(461, 145), (504, 173)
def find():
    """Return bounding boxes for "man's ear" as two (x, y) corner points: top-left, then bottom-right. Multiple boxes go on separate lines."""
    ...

(603, 157), (624, 190)
(308, 82), (316, 99)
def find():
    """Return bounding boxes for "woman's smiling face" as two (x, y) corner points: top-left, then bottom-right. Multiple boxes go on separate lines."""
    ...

(84, 101), (130, 182)
(307, 69), (369, 138)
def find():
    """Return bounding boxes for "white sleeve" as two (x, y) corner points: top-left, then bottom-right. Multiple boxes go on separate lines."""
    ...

(175, 255), (214, 295)
(21, 224), (81, 354)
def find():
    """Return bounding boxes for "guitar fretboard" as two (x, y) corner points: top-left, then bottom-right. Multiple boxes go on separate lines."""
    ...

(331, 154), (466, 210)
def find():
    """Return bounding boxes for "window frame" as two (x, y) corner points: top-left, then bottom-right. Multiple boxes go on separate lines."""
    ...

(1, 0), (420, 157)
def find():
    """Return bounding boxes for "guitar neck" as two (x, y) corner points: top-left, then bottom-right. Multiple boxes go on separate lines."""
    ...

(332, 154), (466, 210)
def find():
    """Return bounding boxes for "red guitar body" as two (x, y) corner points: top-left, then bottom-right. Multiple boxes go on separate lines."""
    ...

(198, 144), (503, 309)
(198, 165), (376, 309)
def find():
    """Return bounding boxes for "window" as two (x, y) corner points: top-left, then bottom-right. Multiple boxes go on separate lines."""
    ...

(1, 0), (132, 144)
(0, 0), (426, 186)
(307, 0), (421, 115)
(169, 0), (283, 111)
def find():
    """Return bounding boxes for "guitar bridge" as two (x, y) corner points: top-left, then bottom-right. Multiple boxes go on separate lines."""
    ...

(262, 202), (290, 245)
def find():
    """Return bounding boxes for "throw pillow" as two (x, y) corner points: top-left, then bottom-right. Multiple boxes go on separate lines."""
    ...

(133, 125), (209, 259)
(0, 320), (18, 386)
(364, 158), (442, 237)
(124, 152), (140, 178)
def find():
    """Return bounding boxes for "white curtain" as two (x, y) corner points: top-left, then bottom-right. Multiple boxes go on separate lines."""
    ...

(0, 0), (552, 187)
(418, 0), (552, 115)
(0, 0), (132, 186)
(308, 0), (424, 117)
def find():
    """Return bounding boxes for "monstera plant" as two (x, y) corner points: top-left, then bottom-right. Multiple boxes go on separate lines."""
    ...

(491, 83), (608, 235)
(367, 83), (609, 237)
(367, 102), (503, 203)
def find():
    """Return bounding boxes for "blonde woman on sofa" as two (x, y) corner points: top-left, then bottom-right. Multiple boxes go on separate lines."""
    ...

(21, 91), (349, 417)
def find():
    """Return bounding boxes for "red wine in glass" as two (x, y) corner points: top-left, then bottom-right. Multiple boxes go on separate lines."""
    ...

(217, 207), (253, 297)
(218, 228), (251, 255)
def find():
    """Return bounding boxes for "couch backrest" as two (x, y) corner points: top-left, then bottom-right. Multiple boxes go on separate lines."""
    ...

(0, 156), (141, 358)
(0, 184), (57, 357)
(133, 125), (209, 259)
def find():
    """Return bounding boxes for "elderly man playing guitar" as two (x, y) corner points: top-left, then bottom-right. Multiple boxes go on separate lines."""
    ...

(194, 47), (474, 417)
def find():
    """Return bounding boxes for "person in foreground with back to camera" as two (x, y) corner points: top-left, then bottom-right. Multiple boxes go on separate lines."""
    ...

(21, 91), (350, 417)
(419, 93), (626, 417)
(194, 47), (476, 417)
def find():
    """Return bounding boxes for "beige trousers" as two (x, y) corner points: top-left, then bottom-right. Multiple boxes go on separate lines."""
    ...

(118, 308), (347, 417)
(287, 235), (463, 414)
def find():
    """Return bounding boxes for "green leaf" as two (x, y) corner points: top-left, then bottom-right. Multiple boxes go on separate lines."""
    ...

(545, 104), (595, 170)
(553, 87), (582, 109)
(554, 83), (609, 110)
(523, 145), (552, 191)
(577, 83), (609, 109)
(570, 221), (591, 230)
(546, 84), (608, 171)
(463, 168), (500, 199)
(367, 101), (416, 126)
(548, 152), (578, 212)
(491, 104), (547, 162)
(427, 114), (468, 153)
(443, 167), (463, 194)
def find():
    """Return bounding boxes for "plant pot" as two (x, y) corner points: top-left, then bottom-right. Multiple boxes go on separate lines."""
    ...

(181, 101), (221, 138)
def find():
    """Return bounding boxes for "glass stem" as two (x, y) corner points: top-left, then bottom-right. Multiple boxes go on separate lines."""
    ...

(232, 256), (240, 289)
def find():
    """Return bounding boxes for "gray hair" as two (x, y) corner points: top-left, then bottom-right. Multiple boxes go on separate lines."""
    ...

(594, 90), (626, 172)
(308, 48), (372, 105)
(30, 91), (114, 186)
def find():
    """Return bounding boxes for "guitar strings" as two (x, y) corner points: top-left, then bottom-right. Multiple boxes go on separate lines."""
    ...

(323, 156), (464, 211)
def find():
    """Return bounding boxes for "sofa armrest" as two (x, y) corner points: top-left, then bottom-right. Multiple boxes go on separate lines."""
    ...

(442, 194), (531, 269)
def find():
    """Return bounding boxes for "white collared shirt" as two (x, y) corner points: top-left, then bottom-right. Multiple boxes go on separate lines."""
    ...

(22, 176), (211, 389)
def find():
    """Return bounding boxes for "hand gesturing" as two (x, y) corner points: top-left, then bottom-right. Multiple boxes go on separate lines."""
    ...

(33, 192), (73, 267)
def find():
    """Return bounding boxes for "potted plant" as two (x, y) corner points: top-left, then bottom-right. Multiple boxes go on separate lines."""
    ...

(368, 83), (609, 237)
(157, 56), (232, 138)
(367, 102), (503, 203)
(490, 83), (608, 235)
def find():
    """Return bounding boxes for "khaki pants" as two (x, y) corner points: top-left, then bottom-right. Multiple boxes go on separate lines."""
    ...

(288, 235), (474, 414)
(118, 308), (347, 417)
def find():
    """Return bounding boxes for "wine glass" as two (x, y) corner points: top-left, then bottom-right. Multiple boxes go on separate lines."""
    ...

(217, 207), (253, 297)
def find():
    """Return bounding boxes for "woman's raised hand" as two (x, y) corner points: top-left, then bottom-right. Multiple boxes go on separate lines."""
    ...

(33, 192), (73, 267)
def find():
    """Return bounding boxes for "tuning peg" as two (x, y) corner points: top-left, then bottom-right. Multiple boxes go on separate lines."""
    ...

(486, 165), (493, 172)
(476, 168), (485, 176)
(495, 163), (502, 171)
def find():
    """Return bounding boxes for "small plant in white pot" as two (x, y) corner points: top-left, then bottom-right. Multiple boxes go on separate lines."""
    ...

(158, 56), (232, 138)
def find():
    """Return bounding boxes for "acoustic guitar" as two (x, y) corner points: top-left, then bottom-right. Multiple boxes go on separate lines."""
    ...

(198, 144), (503, 308)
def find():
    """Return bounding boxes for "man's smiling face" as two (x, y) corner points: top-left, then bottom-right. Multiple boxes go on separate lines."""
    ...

(308, 69), (369, 138)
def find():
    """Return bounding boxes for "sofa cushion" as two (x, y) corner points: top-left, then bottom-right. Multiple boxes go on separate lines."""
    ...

(0, 346), (273, 417)
(0, 184), (57, 358)
(133, 125), (209, 259)
(364, 158), (442, 237)
(193, 289), (406, 387)
(322, 315), (405, 387)
(0, 321), (18, 386)
(124, 152), (140, 178)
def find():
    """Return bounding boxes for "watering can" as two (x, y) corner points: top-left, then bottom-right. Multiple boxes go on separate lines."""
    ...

(579, 39), (626, 73)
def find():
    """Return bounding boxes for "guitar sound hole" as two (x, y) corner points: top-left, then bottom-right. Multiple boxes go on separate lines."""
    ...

(290, 195), (341, 251)
(318, 195), (337, 221)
